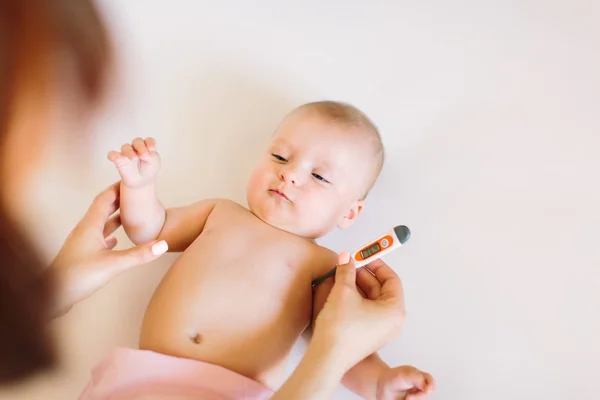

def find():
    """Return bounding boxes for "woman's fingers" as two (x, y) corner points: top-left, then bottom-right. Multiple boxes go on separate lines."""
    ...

(334, 260), (357, 288)
(103, 213), (121, 238)
(338, 252), (351, 265)
(355, 283), (367, 298)
(333, 252), (358, 288)
(104, 187), (120, 219)
(109, 240), (168, 272)
(366, 259), (397, 283)
(105, 237), (118, 249)
(356, 267), (382, 300)
(83, 181), (120, 232)
(366, 259), (404, 301)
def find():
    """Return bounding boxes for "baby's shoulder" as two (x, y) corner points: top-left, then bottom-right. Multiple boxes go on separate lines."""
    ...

(191, 198), (248, 229)
(208, 198), (251, 217)
(211, 198), (244, 209)
(300, 242), (338, 280)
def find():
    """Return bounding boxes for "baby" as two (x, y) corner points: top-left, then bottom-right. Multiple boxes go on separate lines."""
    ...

(107, 101), (433, 399)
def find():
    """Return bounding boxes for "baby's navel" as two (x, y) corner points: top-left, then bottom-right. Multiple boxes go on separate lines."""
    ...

(191, 333), (202, 344)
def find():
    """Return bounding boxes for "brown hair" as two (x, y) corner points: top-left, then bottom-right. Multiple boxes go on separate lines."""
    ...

(0, 0), (110, 384)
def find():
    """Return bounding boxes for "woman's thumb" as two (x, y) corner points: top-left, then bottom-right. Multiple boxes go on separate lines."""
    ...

(112, 240), (168, 271)
(334, 251), (356, 287)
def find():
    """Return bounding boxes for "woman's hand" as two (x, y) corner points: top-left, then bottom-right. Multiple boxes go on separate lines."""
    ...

(271, 253), (407, 400)
(313, 252), (407, 371)
(47, 181), (168, 318)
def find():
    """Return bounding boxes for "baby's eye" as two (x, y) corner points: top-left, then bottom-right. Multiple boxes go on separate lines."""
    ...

(312, 173), (329, 183)
(271, 153), (287, 162)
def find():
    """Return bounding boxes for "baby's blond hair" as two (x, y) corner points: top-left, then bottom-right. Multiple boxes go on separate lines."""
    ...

(295, 100), (384, 199)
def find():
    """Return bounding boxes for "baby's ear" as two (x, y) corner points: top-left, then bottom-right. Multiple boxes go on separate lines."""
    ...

(338, 200), (364, 229)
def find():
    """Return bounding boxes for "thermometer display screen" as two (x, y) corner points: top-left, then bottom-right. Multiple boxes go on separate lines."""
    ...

(360, 242), (381, 258)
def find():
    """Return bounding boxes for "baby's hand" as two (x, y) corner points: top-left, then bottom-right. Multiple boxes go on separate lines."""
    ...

(108, 137), (161, 188)
(376, 365), (435, 400)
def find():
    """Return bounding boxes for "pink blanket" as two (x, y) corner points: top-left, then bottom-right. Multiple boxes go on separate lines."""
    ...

(78, 347), (274, 400)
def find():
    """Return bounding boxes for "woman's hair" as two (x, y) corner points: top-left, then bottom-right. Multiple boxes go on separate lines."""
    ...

(0, 0), (111, 383)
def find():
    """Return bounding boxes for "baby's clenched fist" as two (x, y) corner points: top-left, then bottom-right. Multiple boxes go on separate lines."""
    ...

(108, 137), (161, 188)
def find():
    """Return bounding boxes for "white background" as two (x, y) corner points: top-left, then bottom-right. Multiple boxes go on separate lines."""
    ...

(2, 1), (599, 399)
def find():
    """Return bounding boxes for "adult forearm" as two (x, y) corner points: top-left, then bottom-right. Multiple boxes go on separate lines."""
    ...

(271, 338), (347, 400)
(120, 182), (166, 244)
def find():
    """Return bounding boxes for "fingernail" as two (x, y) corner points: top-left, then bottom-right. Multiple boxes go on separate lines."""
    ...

(152, 240), (168, 255)
(338, 252), (350, 265)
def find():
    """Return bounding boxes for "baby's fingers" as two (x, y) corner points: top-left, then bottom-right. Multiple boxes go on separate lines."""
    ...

(108, 151), (131, 168)
(132, 137), (150, 158)
(121, 143), (137, 161)
(423, 372), (435, 392)
(405, 372), (435, 399)
(144, 137), (157, 152)
(405, 393), (426, 400)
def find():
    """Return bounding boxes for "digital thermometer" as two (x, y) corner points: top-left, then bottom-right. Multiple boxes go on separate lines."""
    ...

(311, 225), (410, 289)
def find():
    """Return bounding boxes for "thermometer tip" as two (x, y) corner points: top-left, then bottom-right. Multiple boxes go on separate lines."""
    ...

(394, 225), (410, 244)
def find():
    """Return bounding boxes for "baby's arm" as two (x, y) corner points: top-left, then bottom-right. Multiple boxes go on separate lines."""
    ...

(109, 137), (218, 251)
(118, 183), (165, 244)
(120, 184), (218, 251)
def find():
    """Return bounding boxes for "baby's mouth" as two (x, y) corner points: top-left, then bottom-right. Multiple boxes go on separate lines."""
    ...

(269, 189), (291, 202)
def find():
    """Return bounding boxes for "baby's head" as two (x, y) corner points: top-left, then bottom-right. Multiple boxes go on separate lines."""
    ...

(247, 101), (384, 239)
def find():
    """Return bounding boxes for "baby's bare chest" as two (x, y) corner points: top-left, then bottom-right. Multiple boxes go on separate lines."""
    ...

(141, 202), (334, 385)
(162, 202), (318, 324)
(189, 202), (314, 279)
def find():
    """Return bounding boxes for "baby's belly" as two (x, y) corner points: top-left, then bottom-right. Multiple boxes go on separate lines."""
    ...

(139, 247), (313, 389)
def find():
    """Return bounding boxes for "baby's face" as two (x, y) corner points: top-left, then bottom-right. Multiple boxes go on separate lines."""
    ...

(246, 111), (375, 239)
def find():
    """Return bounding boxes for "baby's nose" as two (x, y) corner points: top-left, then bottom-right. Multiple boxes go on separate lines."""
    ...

(280, 166), (301, 185)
